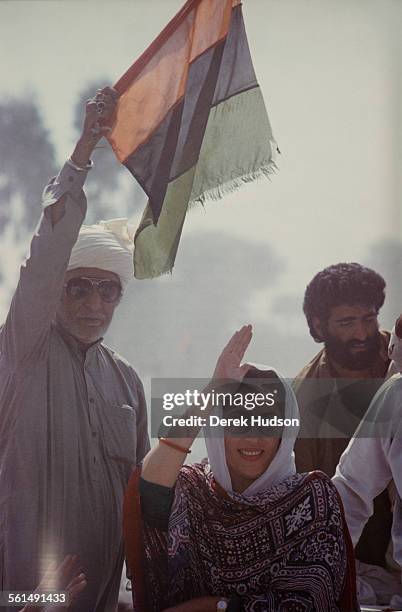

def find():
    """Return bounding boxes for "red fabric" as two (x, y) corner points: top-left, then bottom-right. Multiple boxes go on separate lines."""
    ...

(122, 467), (146, 612)
(333, 485), (359, 612)
(114, 0), (200, 94)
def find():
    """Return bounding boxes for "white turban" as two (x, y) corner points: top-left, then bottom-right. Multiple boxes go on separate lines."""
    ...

(68, 218), (135, 289)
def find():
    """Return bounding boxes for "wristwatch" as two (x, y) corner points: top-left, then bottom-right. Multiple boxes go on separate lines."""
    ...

(216, 599), (229, 611)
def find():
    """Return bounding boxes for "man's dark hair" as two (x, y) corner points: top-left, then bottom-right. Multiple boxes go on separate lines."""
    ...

(303, 262), (386, 342)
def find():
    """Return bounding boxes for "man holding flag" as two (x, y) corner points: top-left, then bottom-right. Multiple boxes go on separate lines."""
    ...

(0, 88), (149, 612)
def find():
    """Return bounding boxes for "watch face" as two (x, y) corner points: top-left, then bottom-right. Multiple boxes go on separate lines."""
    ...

(217, 601), (228, 611)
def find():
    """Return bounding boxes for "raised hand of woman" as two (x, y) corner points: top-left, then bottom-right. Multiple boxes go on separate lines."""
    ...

(212, 324), (253, 382)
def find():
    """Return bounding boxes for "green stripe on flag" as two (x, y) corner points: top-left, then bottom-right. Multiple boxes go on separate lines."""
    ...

(133, 87), (277, 279)
(190, 87), (277, 205)
(134, 166), (196, 279)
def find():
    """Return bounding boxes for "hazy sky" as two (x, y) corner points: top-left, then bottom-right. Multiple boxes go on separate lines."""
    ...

(1, 0), (401, 364)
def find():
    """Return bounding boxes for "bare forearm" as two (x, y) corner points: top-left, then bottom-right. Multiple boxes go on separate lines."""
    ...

(141, 381), (218, 487)
(70, 137), (96, 168)
(47, 87), (117, 227)
(141, 414), (204, 487)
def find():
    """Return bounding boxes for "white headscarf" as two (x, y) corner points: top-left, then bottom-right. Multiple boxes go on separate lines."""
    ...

(204, 365), (300, 498)
(68, 218), (135, 289)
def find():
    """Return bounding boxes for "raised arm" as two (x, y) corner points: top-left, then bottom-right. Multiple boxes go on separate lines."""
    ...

(0, 87), (118, 365)
(140, 325), (252, 487)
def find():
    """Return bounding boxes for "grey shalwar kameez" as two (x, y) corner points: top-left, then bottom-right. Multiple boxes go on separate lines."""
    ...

(0, 162), (150, 611)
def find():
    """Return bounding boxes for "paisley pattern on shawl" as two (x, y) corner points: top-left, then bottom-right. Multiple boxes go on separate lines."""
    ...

(140, 462), (357, 611)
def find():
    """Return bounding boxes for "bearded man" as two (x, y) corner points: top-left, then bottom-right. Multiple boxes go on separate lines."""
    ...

(0, 88), (149, 611)
(293, 262), (392, 570)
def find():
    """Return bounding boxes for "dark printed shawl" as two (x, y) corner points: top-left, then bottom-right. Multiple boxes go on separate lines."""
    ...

(123, 464), (358, 611)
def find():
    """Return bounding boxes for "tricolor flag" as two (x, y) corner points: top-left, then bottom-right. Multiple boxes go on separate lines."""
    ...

(108, 0), (278, 279)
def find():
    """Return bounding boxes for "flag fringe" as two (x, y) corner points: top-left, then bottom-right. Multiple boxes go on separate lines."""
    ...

(190, 159), (278, 208)
(134, 159), (279, 279)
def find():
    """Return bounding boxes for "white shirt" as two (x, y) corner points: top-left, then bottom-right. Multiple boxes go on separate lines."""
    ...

(333, 374), (402, 603)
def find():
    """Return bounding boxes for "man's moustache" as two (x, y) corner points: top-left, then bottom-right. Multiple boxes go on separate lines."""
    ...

(346, 340), (371, 349)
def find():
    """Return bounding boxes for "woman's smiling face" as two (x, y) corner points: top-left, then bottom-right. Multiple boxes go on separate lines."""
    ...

(224, 436), (280, 493)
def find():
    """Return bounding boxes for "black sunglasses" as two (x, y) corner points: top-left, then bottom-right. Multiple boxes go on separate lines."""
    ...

(64, 277), (122, 304)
